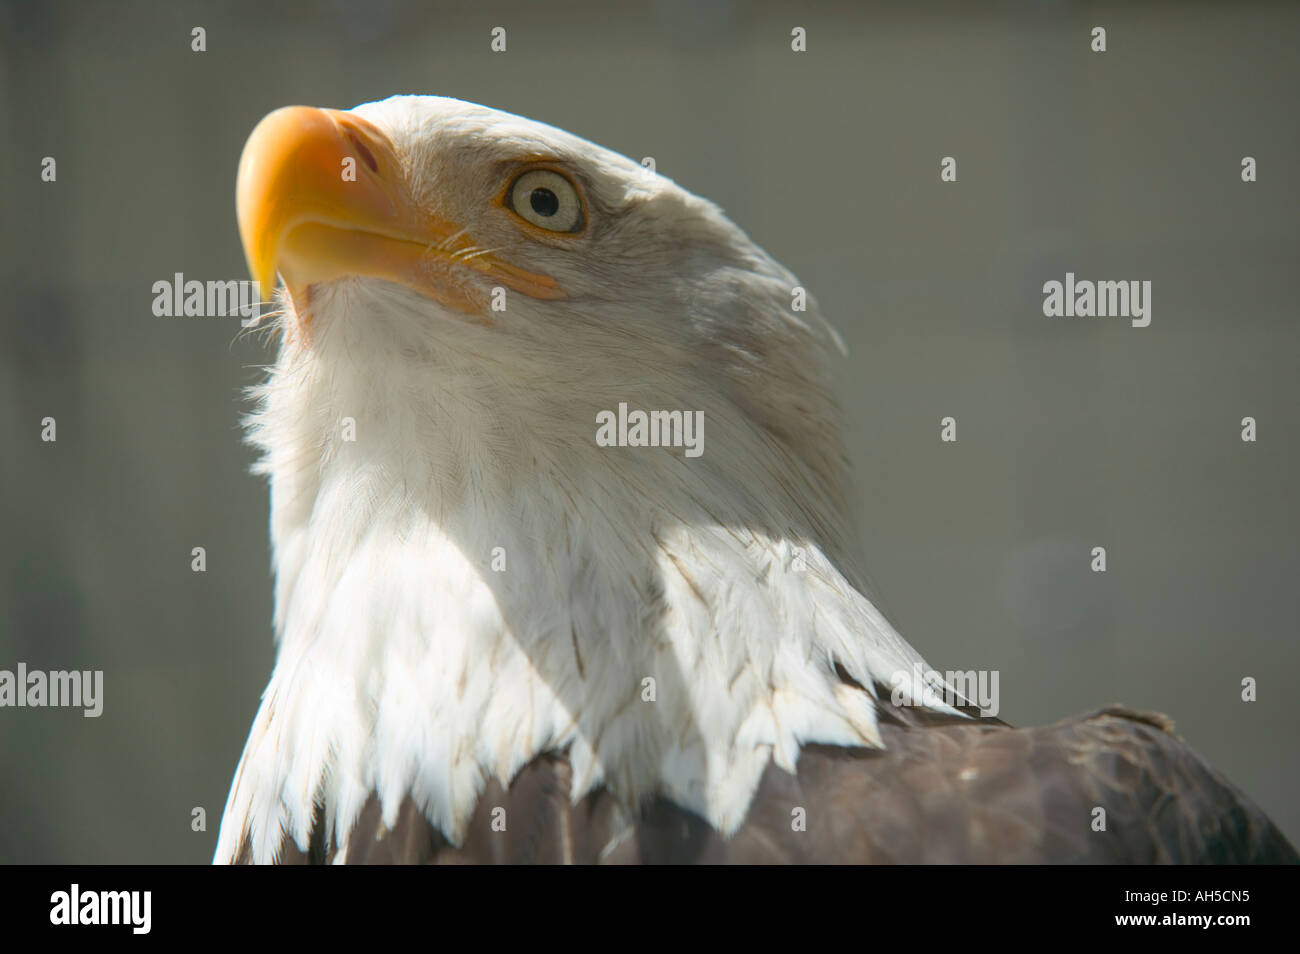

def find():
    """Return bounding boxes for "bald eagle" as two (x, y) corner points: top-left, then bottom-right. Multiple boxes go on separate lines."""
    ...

(215, 96), (1296, 864)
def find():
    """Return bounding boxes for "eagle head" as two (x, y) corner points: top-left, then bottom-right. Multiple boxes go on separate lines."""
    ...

(218, 95), (938, 865)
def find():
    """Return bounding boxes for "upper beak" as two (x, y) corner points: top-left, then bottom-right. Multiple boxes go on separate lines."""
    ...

(235, 106), (563, 316)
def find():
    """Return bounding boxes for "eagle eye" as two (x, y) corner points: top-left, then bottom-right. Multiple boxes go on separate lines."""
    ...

(507, 168), (584, 233)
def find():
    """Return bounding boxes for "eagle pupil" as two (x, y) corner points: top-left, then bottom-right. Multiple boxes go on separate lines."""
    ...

(529, 188), (559, 217)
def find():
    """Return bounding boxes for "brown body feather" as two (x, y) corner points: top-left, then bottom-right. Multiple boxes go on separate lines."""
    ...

(243, 704), (1297, 864)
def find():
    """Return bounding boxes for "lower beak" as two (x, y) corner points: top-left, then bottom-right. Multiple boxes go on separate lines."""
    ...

(235, 106), (562, 316)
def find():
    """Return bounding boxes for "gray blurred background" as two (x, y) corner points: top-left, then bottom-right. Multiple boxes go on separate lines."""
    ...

(1, 0), (1296, 863)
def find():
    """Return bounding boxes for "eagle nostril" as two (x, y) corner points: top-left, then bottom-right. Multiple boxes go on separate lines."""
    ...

(347, 131), (379, 174)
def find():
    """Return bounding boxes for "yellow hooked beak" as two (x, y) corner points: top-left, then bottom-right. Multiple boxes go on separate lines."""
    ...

(235, 106), (563, 319)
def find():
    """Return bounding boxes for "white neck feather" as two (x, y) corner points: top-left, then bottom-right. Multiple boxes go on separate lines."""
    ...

(215, 282), (941, 864)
